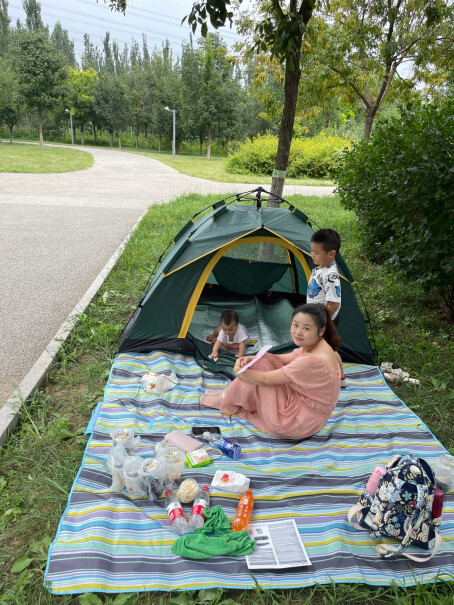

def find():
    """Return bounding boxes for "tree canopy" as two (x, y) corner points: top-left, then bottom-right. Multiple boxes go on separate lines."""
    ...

(11, 28), (67, 148)
(316, 0), (452, 139)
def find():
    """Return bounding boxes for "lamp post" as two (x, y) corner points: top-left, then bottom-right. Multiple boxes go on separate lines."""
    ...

(65, 108), (74, 144)
(164, 106), (176, 159)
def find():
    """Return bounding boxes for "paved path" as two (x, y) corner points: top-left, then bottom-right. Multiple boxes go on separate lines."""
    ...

(0, 146), (334, 405)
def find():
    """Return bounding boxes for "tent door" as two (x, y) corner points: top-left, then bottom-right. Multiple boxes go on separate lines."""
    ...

(178, 236), (311, 338)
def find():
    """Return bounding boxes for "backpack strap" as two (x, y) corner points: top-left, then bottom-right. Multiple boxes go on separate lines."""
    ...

(376, 533), (442, 562)
(347, 502), (365, 529)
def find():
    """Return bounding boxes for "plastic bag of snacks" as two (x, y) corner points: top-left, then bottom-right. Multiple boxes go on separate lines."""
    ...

(140, 457), (165, 501)
(141, 371), (178, 394)
(211, 470), (250, 494)
(177, 478), (199, 503)
(154, 440), (186, 488)
(107, 444), (129, 491)
(123, 455), (147, 498)
(111, 426), (140, 453)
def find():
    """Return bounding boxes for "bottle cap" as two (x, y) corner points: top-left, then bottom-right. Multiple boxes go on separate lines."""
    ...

(202, 485), (209, 491)
(165, 489), (172, 495)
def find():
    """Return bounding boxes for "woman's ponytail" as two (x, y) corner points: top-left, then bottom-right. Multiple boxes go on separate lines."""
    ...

(321, 305), (341, 352)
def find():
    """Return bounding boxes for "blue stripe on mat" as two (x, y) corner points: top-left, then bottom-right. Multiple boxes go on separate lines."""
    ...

(45, 352), (454, 594)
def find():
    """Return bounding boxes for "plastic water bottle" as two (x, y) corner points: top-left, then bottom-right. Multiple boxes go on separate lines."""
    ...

(188, 486), (210, 531)
(164, 490), (188, 535)
(232, 489), (254, 532)
(202, 431), (241, 460)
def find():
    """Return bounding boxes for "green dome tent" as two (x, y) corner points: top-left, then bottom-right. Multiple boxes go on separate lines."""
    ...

(118, 188), (375, 376)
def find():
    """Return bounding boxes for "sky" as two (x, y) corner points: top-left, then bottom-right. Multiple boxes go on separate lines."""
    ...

(7, 0), (246, 62)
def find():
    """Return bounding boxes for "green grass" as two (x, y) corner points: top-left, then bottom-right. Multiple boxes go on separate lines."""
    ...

(124, 150), (334, 186)
(0, 143), (94, 173)
(2, 135), (333, 184)
(0, 193), (452, 604)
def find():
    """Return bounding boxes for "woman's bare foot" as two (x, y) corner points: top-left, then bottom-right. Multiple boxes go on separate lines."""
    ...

(200, 389), (225, 409)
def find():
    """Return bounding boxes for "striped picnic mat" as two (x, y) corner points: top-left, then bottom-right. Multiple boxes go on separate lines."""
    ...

(45, 351), (454, 595)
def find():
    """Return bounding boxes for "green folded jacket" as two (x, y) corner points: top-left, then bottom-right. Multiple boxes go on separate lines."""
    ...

(171, 505), (256, 560)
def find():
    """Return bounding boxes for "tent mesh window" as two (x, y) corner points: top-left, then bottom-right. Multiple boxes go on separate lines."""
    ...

(190, 242), (298, 350)
(211, 243), (294, 296)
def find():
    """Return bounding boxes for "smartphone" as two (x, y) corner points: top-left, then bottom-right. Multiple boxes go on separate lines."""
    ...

(191, 426), (221, 436)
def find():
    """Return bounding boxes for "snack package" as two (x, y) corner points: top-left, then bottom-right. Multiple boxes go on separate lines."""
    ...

(140, 457), (165, 501)
(154, 440), (186, 488)
(176, 478), (199, 503)
(111, 426), (140, 454)
(185, 447), (214, 468)
(123, 455), (147, 498)
(107, 444), (129, 491)
(141, 371), (178, 394)
(211, 470), (250, 494)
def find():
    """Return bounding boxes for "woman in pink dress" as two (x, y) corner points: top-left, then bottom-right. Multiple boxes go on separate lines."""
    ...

(200, 304), (341, 439)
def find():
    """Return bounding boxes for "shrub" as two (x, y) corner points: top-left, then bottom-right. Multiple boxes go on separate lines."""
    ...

(336, 98), (454, 319)
(287, 134), (351, 178)
(225, 133), (278, 175)
(225, 132), (350, 178)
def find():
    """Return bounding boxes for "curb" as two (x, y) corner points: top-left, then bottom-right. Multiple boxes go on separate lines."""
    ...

(0, 209), (147, 447)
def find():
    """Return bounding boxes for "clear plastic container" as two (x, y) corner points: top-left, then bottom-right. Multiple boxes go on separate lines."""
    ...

(434, 453), (454, 493)
(140, 457), (165, 501)
(123, 456), (147, 498)
(154, 440), (186, 487)
(111, 426), (140, 453)
(107, 444), (128, 491)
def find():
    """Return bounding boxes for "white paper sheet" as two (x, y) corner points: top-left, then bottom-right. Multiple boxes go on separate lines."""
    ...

(246, 519), (312, 569)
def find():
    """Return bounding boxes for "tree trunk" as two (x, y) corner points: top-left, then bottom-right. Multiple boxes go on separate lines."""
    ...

(363, 106), (377, 140)
(325, 109), (331, 128)
(207, 128), (211, 161)
(109, 131), (113, 147)
(80, 124), (84, 145)
(158, 133), (161, 152)
(118, 129), (122, 149)
(92, 124), (97, 143)
(135, 129), (139, 149)
(270, 45), (302, 204)
(261, 1), (314, 262)
(38, 108), (44, 150)
(9, 125), (13, 143)
(199, 135), (203, 156)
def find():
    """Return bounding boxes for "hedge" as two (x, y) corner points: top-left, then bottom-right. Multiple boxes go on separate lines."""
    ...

(225, 132), (351, 178)
(336, 98), (454, 318)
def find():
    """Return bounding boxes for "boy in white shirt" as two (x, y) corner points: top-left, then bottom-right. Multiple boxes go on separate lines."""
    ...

(207, 310), (249, 358)
(307, 228), (347, 387)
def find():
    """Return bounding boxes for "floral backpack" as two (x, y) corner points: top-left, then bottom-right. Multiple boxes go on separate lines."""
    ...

(348, 454), (442, 561)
